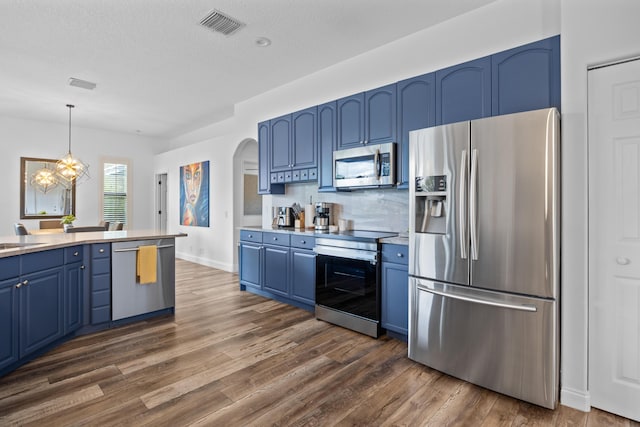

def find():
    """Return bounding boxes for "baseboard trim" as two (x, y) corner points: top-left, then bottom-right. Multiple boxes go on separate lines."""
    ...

(176, 252), (233, 272)
(560, 387), (590, 412)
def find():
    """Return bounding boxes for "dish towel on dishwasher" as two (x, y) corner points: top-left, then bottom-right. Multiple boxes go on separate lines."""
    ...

(137, 245), (157, 284)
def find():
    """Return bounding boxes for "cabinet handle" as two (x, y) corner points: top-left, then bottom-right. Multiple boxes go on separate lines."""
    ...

(23, 280), (28, 286)
(74, 251), (79, 256)
(397, 253), (404, 258)
(301, 240), (306, 244)
(248, 234), (253, 238)
(99, 248), (105, 253)
(15, 282), (22, 289)
(273, 237), (278, 241)
(81, 265), (85, 270)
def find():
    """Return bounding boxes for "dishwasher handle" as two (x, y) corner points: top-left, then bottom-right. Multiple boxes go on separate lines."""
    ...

(113, 244), (174, 253)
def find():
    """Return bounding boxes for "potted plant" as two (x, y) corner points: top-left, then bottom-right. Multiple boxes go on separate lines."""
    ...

(60, 214), (76, 231)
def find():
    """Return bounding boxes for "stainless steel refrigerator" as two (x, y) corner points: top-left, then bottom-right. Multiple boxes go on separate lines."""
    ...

(408, 108), (560, 409)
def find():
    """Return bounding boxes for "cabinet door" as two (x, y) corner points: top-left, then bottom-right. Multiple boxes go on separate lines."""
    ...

(337, 93), (365, 149)
(239, 242), (262, 290)
(381, 262), (409, 336)
(366, 83), (397, 145)
(0, 277), (18, 371)
(317, 101), (337, 192)
(20, 267), (64, 357)
(436, 56), (491, 125)
(491, 35), (560, 116)
(270, 114), (292, 172)
(65, 261), (83, 334)
(397, 73), (436, 188)
(263, 244), (289, 296)
(292, 107), (317, 170)
(259, 121), (284, 195)
(290, 249), (316, 305)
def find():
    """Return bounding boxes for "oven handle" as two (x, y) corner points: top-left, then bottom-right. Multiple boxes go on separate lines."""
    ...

(315, 245), (377, 264)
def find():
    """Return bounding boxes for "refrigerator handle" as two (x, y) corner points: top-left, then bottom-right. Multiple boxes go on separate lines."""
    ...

(470, 148), (479, 260)
(417, 283), (538, 312)
(459, 150), (468, 259)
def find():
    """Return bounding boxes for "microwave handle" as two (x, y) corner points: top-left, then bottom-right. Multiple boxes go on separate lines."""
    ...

(374, 148), (381, 180)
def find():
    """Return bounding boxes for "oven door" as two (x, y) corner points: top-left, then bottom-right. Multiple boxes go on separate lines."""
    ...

(315, 250), (379, 321)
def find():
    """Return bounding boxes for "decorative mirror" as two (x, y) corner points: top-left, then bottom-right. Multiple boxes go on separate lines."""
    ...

(20, 157), (76, 219)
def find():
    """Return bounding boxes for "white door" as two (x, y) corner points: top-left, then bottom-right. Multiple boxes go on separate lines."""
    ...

(589, 58), (640, 421)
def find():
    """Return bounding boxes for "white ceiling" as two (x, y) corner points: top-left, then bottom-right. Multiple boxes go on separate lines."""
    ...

(0, 0), (496, 139)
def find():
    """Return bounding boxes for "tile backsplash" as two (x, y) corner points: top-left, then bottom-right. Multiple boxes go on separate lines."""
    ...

(266, 182), (409, 233)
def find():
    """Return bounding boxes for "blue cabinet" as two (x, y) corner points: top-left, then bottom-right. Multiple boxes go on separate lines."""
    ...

(317, 101), (337, 192)
(64, 246), (83, 334)
(267, 109), (318, 185)
(337, 93), (365, 149)
(436, 56), (492, 125)
(381, 244), (409, 340)
(239, 230), (315, 311)
(91, 243), (111, 324)
(397, 73), (436, 188)
(292, 107), (318, 173)
(337, 84), (397, 150)
(492, 35), (560, 116)
(290, 234), (316, 306)
(0, 258), (19, 371)
(19, 265), (64, 357)
(239, 230), (263, 291)
(270, 114), (292, 172)
(258, 120), (284, 194)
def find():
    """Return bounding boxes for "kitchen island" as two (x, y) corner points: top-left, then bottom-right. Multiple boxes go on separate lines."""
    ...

(0, 230), (186, 377)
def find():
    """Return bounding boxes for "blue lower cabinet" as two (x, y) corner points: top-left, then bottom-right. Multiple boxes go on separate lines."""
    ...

(65, 261), (83, 334)
(0, 276), (19, 371)
(263, 244), (289, 297)
(239, 242), (263, 290)
(19, 267), (64, 357)
(290, 248), (315, 305)
(381, 244), (409, 340)
(91, 243), (111, 324)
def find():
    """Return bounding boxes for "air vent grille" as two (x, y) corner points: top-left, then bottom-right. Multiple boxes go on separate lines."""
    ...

(199, 9), (245, 36)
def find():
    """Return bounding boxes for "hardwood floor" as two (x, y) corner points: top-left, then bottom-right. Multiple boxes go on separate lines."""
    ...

(0, 259), (637, 426)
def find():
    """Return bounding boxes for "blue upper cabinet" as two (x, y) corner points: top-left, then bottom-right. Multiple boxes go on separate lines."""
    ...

(270, 114), (292, 172)
(337, 85), (397, 150)
(366, 83), (397, 145)
(317, 101), (337, 192)
(258, 120), (284, 195)
(397, 73), (436, 188)
(491, 35), (560, 116)
(292, 106), (317, 170)
(337, 93), (365, 149)
(436, 56), (492, 125)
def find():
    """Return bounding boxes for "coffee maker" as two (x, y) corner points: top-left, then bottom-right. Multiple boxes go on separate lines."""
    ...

(313, 202), (332, 231)
(276, 207), (294, 228)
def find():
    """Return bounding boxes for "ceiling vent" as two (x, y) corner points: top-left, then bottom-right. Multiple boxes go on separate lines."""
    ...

(199, 9), (245, 36)
(68, 77), (97, 90)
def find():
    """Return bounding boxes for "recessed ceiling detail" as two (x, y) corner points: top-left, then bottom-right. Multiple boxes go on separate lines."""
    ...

(199, 9), (245, 36)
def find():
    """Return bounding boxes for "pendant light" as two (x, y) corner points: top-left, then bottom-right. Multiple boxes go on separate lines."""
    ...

(56, 104), (90, 186)
(31, 162), (59, 194)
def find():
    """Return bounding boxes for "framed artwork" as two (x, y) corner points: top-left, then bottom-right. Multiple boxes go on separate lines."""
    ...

(180, 161), (209, 227)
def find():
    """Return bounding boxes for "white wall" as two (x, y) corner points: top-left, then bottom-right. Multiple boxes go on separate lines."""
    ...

(0, 116), (166, 235)
(559, 0), (640, 412)
(160, 0), (640, 411)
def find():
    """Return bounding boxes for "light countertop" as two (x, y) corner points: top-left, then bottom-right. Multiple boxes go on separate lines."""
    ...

(0, 230), (187, 258)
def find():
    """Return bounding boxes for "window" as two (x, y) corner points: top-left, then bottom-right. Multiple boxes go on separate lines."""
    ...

(103, 162), (128, 225)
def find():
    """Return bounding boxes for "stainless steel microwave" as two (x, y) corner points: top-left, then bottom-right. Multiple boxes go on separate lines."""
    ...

(333, 142), (396, 190)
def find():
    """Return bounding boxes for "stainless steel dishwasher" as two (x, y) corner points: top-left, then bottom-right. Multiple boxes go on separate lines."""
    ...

(111, 238), (176, 321)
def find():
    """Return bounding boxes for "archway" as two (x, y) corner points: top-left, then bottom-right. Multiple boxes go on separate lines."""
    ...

(232, 138), (260, 271)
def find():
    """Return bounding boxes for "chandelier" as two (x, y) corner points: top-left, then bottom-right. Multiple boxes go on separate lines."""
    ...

(56, 104), (90, 186)
(30, 162), (59, 193)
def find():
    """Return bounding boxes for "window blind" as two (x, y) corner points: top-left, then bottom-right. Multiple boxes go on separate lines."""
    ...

(103, 163), (127, 224)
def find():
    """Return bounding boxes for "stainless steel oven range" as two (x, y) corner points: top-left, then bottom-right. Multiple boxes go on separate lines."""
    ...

(314, 230), (397, 338)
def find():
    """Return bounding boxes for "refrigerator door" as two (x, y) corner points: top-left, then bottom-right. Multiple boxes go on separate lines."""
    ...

(409, 121), (470, 286)
(470, 108), (560, 298)
(408, 276), (558, 409)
